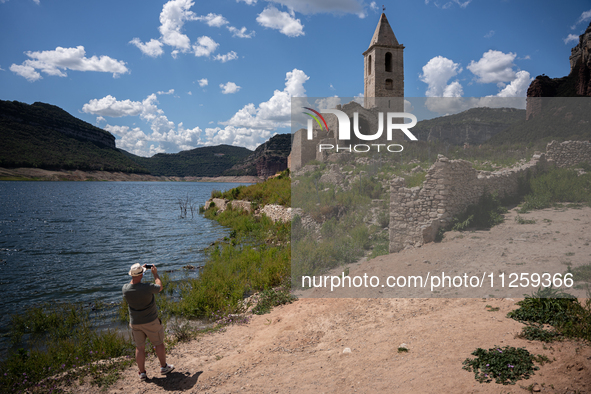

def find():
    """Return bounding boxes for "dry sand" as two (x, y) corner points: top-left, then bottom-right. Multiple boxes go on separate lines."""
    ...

(74, 206), (591, 393)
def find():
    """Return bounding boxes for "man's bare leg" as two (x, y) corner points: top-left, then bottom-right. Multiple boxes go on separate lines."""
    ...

(155, 343), (166, 368)
(136, 347), (146, 373)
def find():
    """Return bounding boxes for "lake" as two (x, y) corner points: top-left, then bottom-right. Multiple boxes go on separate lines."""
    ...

(0, 181), (245, 345)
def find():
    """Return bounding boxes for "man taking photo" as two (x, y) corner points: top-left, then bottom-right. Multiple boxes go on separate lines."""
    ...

(122, 263), (175, 380)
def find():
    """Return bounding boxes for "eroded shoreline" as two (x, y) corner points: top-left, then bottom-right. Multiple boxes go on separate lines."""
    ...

(0, 167), (262, 183)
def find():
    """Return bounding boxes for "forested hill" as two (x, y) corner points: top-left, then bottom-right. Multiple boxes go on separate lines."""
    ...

(125, 145), (253, 177)
(0, 100), (148, 173)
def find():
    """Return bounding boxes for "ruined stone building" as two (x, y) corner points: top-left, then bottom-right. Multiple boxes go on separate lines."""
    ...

(289, 13), (405, 171)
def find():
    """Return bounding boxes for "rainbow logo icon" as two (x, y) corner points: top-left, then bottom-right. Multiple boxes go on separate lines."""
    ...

(303, 107), (329, 132)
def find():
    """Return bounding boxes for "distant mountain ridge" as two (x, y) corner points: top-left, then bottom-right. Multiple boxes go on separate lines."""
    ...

(0, 99), (286, 178)
(125, 145), (253, 177)
(412, 107), (525, 146)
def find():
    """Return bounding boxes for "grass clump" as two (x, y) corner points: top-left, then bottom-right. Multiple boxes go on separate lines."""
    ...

(1, 302), (134, 393)
(462, 346), (541, 385)
(451, 191), (507, 231)
(519, 167), (591, 213)
(210, 169), (291, 207)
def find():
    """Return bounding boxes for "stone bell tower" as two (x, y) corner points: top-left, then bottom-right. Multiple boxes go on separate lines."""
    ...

(363, 13), (404, 108)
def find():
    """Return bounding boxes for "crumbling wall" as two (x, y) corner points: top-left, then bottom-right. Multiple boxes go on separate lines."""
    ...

(389, 140), (591, 253)
(546, 140), (591, 168)
(389, 154), (547, 252)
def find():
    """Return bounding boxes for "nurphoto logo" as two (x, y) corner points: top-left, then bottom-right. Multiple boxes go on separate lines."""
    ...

(302, 106), (418, 153)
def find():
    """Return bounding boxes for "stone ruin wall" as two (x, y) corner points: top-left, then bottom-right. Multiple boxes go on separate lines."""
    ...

(389, 140), (591, 253)
(546, 140), (591, 168)
(389, 154), (547, 252)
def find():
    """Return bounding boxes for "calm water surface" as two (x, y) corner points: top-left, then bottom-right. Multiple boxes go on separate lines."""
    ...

(0, 181), (244, 337)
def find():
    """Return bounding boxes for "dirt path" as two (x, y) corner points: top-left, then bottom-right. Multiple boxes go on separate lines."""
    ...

(75, 207), (591, 394)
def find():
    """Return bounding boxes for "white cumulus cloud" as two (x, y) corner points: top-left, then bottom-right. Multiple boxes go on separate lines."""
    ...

(237, 0), (257, 4)
(129, 38), (164, 58)
(82, 94), (161, 120)
(496, 70), (532, 97)
(228, 26), (255, 38)
(420, 56), (463, 97)
(564, 34), (579, 45)
(214, 51), (238, 62)
(158, 0), (197, 53)
(193, 36), (219, 57)
(467, 50), (517, 84)
(195, 13), (229, 27)
(10, 46), (128, 81)
(85, 93), (205, 156)
(198, 78), (208, 87)
(221, 68), (308, 130)
(256, 7), (304, 37)
(220, 82), (241, 94)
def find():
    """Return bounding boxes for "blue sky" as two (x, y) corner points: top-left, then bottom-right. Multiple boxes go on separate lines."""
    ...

(1, 0), (590, 156)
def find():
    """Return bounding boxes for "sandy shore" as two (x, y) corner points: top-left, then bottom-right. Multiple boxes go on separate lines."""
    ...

(0, 167), (262, 183)
(70, 206), (591, 394)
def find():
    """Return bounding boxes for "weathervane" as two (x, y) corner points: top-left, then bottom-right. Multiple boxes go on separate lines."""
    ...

(382, 4), (386, 11)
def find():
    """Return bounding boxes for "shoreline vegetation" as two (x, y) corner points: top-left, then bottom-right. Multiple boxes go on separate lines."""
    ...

(2, 154), (591, 392)
(0, 167), (262, 183)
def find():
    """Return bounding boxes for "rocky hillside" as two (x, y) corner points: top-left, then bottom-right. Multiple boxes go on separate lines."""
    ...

(412, 107), (525, 146)
(0, 100), (148, 173)
(0, 100), (116, 148)
(223, 133), (291, 178)
(526, 21), (591, 119)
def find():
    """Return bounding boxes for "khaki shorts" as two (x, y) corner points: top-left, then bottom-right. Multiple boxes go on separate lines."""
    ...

(131, 318), (164, 348)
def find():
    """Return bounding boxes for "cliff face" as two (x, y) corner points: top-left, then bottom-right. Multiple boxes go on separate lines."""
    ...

(526, 22), (591, 119)
(0, 100), (116, 148)
(411, 107), (525, 146)
(570, 23), (591, 96)
(223, 133), (291, 178)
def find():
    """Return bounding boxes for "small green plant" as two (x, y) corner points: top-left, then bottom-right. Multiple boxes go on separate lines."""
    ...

(515, 215), (536, 224)
(397, 347), (408, 353)
(485, 305), (500, 312)
(462, 346), (541, 385)
(517, 325), (561, 342)
(252, 287), (298, 315)
(567, 263), (591, 283)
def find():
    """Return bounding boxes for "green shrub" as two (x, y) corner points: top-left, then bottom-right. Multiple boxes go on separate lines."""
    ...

(462, 346), (541, 385)
(507, 287), (591, 342)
